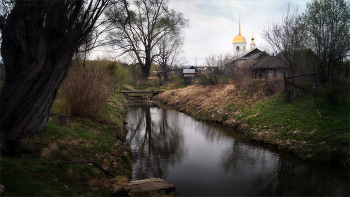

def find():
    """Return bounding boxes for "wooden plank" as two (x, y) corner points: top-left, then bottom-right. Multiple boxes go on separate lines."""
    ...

(313, 67), (320, 87)
(286, 72), (315, 79)
(286, 81), (309, 91)
(126, 178), (176, 192)
(120, 91), (164, 94)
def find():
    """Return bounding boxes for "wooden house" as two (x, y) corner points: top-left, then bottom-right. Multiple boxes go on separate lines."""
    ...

(252, 55), (286, 79)
(224, 48), (318, 79)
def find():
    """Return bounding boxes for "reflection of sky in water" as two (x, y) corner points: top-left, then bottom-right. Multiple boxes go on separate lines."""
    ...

(126, 101), (349, 196)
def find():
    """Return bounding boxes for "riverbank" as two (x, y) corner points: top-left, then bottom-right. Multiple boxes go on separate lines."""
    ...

(153, 84), (349, 166)
(0, 93), (133, 196)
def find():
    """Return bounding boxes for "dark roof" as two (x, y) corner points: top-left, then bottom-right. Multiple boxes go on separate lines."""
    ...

(253, 56), (287, 69)
(236, 48), (261, 59)
(237, 51), (268, 69)
(234, 51), (287, 70)
(224, 48), (262, 67)
(225, 48), (294, 70)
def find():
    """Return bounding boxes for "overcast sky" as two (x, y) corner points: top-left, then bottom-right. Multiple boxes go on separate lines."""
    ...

(91, 0), (313, 66)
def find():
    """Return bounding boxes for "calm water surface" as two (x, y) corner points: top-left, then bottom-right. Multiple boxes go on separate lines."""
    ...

(125, 100), (349, 196)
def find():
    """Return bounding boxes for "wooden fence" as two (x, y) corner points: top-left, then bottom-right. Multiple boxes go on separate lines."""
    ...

(283, 67), (320, 102)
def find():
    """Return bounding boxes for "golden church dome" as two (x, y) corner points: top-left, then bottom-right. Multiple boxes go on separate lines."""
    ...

(233, 35), (247, 43)
(232, 16), (247, 43)
(250, 33), (254, 44)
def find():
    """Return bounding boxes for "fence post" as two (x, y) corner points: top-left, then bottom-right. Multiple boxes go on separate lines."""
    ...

(288, 83), (291, 102)
(56, 113), (69, 126)
(313, 67), (320, 103)
(313, 67), (320, 87)
(283, 71), (288, 102)
(156, 155), (162, 179)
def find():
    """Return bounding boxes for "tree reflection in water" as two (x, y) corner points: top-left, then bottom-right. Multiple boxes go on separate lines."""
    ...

(219, 134), (349, 196)
(126, 101), (187, 180)
(126, 101), (349, 196)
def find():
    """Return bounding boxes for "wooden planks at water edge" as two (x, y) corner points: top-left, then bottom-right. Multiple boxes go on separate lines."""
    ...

(126, 178), (176, 192)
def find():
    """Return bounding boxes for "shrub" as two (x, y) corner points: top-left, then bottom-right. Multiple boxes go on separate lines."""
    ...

(197, 69), (224, 85)
(107, 62), (118, 75)
(242, 78), (284, 99)
(61, 66), (111, 120)
(229, 68), (247, 90)
(315, 78), (349, 104)
(106, 62), (132, 92)
(262, 78), (284, 96)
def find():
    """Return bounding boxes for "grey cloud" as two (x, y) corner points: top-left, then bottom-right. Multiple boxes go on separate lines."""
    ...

(194, 1), (239, 22)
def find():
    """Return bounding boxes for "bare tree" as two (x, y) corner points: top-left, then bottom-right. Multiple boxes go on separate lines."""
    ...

(260, 3), (308, 100)
(303, 0), (350, 84)
(197, 54), (223, 85)
(154, 34), (185, 81)
(72, 30), (96, 67)
(0, 0), (120, 154)
(105, 0), (188, 80)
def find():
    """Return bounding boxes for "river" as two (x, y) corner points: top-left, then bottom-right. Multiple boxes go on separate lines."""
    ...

(125, 100), (349, 196)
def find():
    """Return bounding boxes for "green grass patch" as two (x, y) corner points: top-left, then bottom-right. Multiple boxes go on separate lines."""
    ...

(1, 93), (132, 196)
(243, 93), (349, 165)
(222, 114), (229, 121)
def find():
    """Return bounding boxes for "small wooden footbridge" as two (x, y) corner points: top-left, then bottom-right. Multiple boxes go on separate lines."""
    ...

(120, 90), (164, 97)
(120, 90), (164, 94)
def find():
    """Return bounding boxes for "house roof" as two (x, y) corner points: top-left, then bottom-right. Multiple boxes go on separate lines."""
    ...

(225, 50), (287, 70)
(224, 48), (262, 67)
(235, 47), (261, 59)
(253, 56), (287, 69)
(237, 51), (268, 69)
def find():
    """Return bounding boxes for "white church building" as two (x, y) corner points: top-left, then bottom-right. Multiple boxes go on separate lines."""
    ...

(232, 16), (256, 57)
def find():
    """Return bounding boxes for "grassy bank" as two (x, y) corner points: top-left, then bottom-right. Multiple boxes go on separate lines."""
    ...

(0, 93), (132, 196)
(154, 84), (349, 166)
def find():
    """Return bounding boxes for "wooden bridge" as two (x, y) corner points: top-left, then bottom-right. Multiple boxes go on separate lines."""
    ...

(120, 90), (164, 96)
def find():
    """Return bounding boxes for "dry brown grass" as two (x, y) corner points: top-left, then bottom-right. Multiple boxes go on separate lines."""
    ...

(155, 79), (283, 129)
(156, 84), (249, 127)
(60, 66), (111, 120)
(160, 84), (240, 108)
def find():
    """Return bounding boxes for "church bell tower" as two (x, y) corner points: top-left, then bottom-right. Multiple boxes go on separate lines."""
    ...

(232, 16), (247, 56)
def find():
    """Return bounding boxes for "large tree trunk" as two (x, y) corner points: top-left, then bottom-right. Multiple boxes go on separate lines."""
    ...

(141, 49), (152, 80)
(0, 56), (72, 154)
(0, 6), (75, 152)
(0, 0), (106, 154)
(162, 71), (169, 81)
